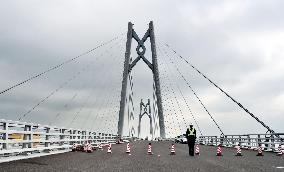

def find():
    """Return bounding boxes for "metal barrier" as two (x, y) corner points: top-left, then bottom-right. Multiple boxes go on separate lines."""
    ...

(0, 119), (118, 158)
(198, 133), (284, 151)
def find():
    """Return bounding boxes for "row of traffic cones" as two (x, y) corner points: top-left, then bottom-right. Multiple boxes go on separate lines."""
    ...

(216, 144), (283, 156)
(215, 144), (241, 156)
(72, 143), (94, 153)
(76, 142), (283, 156)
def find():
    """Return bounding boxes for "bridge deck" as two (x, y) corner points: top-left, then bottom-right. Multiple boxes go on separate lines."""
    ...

(0, 141), (283, 172)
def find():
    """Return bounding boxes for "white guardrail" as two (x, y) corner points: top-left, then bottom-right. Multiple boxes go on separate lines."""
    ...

(0, 119), (118, 159)
(198, 133), (284, 151)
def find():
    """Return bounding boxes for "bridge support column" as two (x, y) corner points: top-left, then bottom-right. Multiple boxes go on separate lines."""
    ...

(117, 21), (165, 138)
(117, 22), (133, 137)
(149, 21), (165, 138)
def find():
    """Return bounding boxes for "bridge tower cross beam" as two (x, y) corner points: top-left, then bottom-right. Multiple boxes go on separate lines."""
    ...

(117, 21), (165, 138)
(138, 99), (154, 139)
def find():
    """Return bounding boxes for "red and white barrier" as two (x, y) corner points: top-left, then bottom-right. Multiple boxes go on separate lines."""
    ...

(235, 145), (242, 156)
(126, 143), (131, 154)
(216, 144), (223, 156)
(256, 145), (263, 156)
(277, 145), (283, 156)
(147, 143), (153, 155)
(170, 144), (176, 155)
(107, 143), (112, 154)
(195, 144), (200, 155)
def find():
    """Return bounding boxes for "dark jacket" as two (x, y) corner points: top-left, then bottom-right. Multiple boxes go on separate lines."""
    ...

(186, 127), (196, 139)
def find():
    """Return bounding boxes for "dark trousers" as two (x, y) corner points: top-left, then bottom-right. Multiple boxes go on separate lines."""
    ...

(187, 136), (196, 156)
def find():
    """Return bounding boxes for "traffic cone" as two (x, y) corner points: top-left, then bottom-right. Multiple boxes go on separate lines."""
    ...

(147, 143), (153, 155)
(98, 143), (103, 150)
(126, 143), (131, 154)
(72, 143), (77, 152)
(235, 145), (242, 156)
(107, 143), (112, 154)
(87, 143), (93, 153)
(216, 144), (223, 156)
(276, 145), (283, 156)
(256, 145), (263, 156)
(170, 143), (176, 155)
(83, 144), (88, 152)
(195, 144), (200, 155)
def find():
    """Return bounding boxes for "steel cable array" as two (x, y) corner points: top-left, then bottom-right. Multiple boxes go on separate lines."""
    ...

(164, 43), (276, 135)
(158, 52), (184, 137)
(160, 44), (224, 136)
(157, 44), (204, 136)
(87, 42), (125, 133)
(0, 33), (125, 96)
(65, 38), (125, 130)
(16, 37), (124, 123)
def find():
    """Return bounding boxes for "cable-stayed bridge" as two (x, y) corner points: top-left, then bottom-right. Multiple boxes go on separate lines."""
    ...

(0, 22), (283, 171)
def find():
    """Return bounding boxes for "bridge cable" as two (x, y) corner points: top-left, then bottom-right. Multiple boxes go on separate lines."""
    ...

(88, 43), (125, 132)
(158, 55), (184, 136)
(160, 83), (180, 137)
(18, 36), (123, 121)
(159, 45), (203, 136)
(159, 56), (182, 137)
(89, 78), (122, 132)
(157, 45), (203, 136)
(89, 45), (124, 132)
(49, 92), (78, 126)
(162, 44), (224, 136)
(17, 66), (90, 121)
(76, 38), (125, 130)
(50, 43), (121, 127)
(0, 32), (125, 96)
(165, 43), (276, 134)
(159, 49), (190, 131)
(18, 36), (124, 123)
(68, 40), (125, 129)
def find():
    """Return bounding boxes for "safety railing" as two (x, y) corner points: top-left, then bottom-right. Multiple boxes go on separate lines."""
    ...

(198, 133), (284, 151)
(0, 119), (118, 157)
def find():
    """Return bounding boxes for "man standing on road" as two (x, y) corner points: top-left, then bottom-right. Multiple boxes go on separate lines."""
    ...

(186, 124), (196, 156)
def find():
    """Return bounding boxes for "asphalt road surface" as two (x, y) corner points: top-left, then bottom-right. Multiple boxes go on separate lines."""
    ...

(0, 141), (283, 172)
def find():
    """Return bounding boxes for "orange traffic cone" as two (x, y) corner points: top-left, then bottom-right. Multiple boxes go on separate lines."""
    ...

(276, 145), (283, 156)
(170, 144), (176, 155)
(256, 145), (263, 156)
(216, 144), (223, 156)
(126, 143), (131, 154)
(147, 143), (153, 155)
(195, 144), (200, 155)
(87, 143), (93, 153)
(235, 145), (242, 156)
(98, 143), (103, 150)
(83, 144), (88, 152)
(107, 143), (112, 154)
(72, 143), (77, 152)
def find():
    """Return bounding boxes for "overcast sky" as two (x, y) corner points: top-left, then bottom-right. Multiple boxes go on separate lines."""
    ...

(0, 0), (283, 138)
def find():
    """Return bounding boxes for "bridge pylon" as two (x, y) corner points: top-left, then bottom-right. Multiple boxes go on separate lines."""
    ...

(117, 21), (165, 138)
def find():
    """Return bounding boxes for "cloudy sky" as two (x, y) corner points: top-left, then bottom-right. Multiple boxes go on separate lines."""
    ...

(0, 0), (283, 138)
